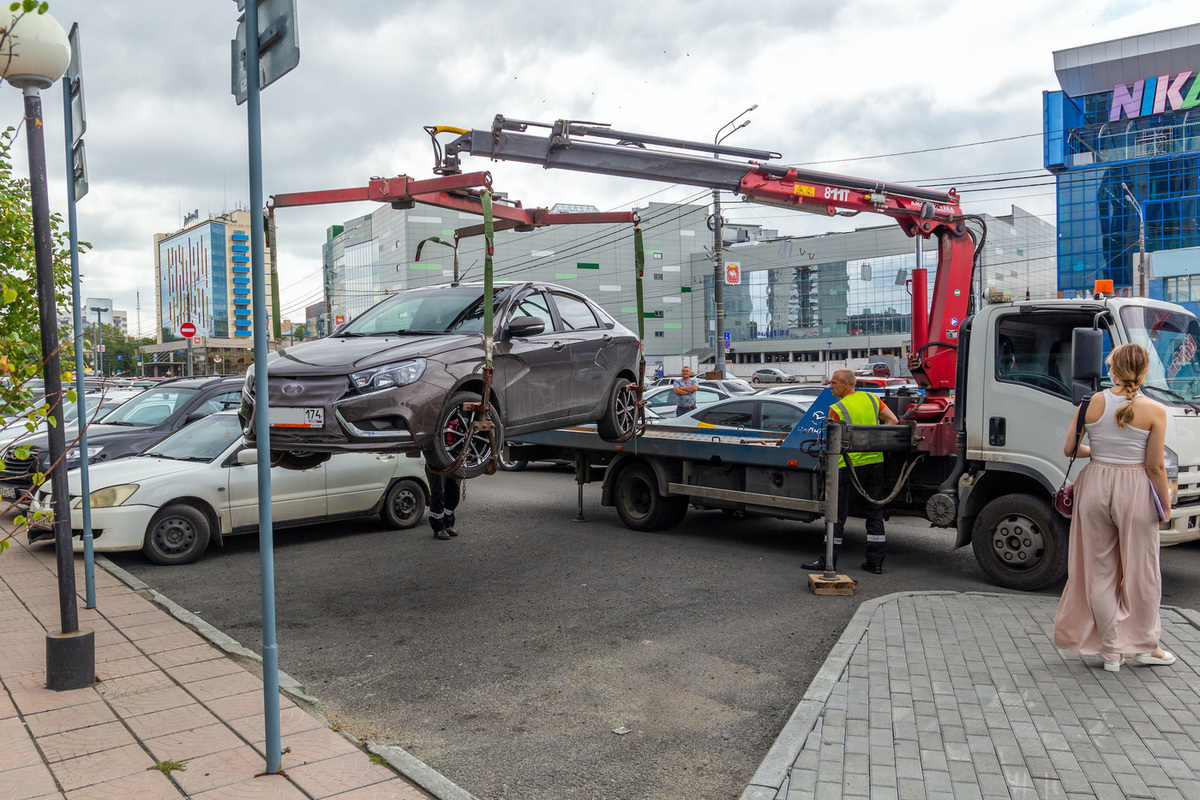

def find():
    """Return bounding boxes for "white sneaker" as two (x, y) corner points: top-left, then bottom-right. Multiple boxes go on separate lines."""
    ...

(1102, 657), (1125, 672)
(1131, 650), (1176, 666)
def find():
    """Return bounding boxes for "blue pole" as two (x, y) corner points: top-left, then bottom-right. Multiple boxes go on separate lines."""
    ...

(244, 0), (282, 773)
(62, 64), (94, 609)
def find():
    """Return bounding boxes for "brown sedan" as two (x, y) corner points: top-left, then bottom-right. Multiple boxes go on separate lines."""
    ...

(240, 282), (640, 476)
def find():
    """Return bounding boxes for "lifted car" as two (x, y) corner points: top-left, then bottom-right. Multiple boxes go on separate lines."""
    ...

(241, 282), (640, 477)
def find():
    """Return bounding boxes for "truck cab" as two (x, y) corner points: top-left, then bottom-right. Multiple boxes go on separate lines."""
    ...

(957, 296), (1200, 589)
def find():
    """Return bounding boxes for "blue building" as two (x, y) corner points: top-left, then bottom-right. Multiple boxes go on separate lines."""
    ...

(1045, 23), (1200, 312)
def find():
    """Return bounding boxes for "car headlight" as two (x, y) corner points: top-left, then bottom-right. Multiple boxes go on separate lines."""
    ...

(351, 359), (426, 393)
(67, 445), (103, 462)
(74, 483), (139, 509)
(1165, 445), (1179, 505)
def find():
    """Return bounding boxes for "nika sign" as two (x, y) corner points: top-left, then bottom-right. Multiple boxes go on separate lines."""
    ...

(1110, 71), (1200, 121)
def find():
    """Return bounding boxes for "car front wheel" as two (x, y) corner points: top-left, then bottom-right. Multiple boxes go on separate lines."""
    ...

(143, 504), (211, 566)
(424, 391), (503, 479)
(381, 478), (427, 529)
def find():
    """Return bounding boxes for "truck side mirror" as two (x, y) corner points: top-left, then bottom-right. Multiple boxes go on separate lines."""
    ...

(1071, 328), (1103, 403)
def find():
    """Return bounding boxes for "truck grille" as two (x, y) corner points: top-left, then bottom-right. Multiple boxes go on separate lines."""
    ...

(1175, 465), (1200, 507)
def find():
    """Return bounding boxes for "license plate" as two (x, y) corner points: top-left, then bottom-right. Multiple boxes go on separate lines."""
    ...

(271, 407), (325, 428)
(0, 486), (15, 500)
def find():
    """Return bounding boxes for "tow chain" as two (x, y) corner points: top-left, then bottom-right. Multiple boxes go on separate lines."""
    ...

(430, 190), (499, 477)
(844, 454), (925, 506)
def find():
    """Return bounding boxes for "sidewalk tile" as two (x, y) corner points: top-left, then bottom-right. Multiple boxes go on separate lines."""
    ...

(150, 643), (225, 669)
(50, 741), (156, 792)
(193, 773), (310, 800)
(97, 670), (177, 700)
(286, 751), (397, 798)
(125, 703), (221, 740)
(170, 745), (272, 794)
(0, 732), (43, 770)
(63, 768), (181, 800)
(37, 720), (136, 763)
(94, 654), (160, 681)
(327, 780), (431, 800)
(206, 689), (273, 722)
(105, 685), (194, 717)
(0, 763), (59, 799)
(144, 722), (248, 761)
(253, 726), (362, 763)
(24, 700), (117, 737)
(9, 686), (97, 716)
(228, 704), (325, 743)
(0, 715), (29, 742)
(166, 657), (243, 684)
(185, 670), (264, 702)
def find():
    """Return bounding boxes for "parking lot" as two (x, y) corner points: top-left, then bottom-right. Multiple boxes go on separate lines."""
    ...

(108, 465), (1200, 800)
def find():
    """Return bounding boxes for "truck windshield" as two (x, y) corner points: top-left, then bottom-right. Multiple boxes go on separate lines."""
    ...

(1120, 306), (1200, 399)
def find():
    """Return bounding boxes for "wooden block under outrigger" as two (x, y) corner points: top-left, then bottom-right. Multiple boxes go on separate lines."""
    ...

(808, 572), (856, 596)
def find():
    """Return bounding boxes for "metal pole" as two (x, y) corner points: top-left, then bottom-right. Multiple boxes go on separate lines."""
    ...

(1121, 182), (1146, 298)
(27, 86), (94, 690)
(95, 307), (102, 375)
(823, 420), (842, 580)
(63, 72), (94, 608)
(713, 186), (725, 377)
(245, 0), (282, 773)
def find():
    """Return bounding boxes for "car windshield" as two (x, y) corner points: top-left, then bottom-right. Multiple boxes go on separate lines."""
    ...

(141, 414), (241, 462)
(342, 287), (506, 336)
(1120, 306), (1200, 400)
(102, 387), (198, 426)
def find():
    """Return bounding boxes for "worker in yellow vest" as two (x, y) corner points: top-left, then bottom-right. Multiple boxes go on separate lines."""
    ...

(804, 369), (899, 574)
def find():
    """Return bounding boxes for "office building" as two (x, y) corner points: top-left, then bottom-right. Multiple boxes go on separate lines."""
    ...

(1045, 23), (1200, 310)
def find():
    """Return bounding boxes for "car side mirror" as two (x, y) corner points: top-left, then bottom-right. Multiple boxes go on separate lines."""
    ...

(507, 316), (545, 337)
(236, 449), (258, 465)
(1072, 327), (1104, 403)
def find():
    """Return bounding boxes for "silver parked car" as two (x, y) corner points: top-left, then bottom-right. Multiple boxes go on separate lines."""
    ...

(750, 367), (797, 384)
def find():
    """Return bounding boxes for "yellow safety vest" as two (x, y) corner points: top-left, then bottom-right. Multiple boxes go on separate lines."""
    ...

(831, 390), (885, 468)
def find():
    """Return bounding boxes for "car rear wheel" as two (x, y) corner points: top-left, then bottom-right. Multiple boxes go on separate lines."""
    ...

(597, 377), (638, 441)
(424, 391), (502, 479)
(143, 504), (211, 566)
(381, 478), (427, 529)
(752, 376), (760, 384)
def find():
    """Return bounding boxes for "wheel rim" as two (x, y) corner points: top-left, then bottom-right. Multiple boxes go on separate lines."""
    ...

(989, 512), (1046, 571)
(151, 516), (196, 557)
(620, 475), (653, 519)
(614, 384), (638, 434)
(391, 487), (418, 521)
(442, 405), (493, 469)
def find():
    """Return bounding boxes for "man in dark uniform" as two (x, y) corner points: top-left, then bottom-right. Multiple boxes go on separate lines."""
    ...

(426, 464), (463, 540)
(803, 369), (899, 573)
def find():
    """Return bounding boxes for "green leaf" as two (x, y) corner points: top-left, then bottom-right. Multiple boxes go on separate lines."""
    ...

(1, 288), (14, 303)
(9, 3), (20, 11)
(0, 540), (10, 553)
(14, 444), (29, 458)
(13, 515), (25, 525)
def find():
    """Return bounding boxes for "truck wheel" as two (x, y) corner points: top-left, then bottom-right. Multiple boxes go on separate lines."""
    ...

(381, 478), (427, 529)
(971, 493), (1068, 591)
(597, 377), (638, 441)
(613, 462), (679, 531)
(425, 391), (502, 479)
(143, 504), (211, 566)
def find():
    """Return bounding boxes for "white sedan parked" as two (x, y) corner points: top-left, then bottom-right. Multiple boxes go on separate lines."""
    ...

(671, 395), (814, 433)
(30, 412), (429, 565)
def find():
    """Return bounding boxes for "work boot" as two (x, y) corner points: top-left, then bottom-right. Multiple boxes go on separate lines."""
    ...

(445, 526), (459, 537)
(860, 561), (882, 574)
(803, 557), (835, 571)
(434, 529), (451, 541)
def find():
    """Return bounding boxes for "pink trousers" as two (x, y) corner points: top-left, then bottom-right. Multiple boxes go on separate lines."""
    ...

(1053, 460), (1162, 661)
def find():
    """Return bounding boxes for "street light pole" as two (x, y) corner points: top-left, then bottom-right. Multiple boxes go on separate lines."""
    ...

(90, 305), (106, 375)
(1121, 182), (1147, 297)
(713, 104), (756, 378)
(3, 9), (92, 690)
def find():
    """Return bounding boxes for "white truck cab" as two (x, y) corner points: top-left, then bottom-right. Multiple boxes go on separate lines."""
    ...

(960, 296), (1200, 588)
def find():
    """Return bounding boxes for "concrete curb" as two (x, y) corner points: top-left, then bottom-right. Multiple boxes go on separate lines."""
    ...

(738, 590), (962, 800)
(95, 555), (477, 800)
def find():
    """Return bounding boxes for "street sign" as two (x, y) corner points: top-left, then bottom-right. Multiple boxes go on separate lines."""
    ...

(180, 322), (196, 338)
(214, 355), (223, 363)
(65, 25), (86, 144)
(334, 314), (345, 326)
(98, 344), (105, 353)
(231, 0), (300, 105)
(725, 262), (741, 285)
(193, 336), (202, 345)
(723, 331), (731, 351)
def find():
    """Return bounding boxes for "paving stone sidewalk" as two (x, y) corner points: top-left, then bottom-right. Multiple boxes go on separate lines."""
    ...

(0, 531), (460, 800)
(743, 591), (1200, 800)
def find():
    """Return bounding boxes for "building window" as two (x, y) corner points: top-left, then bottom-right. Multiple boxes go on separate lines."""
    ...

(654, 331), (664, 338)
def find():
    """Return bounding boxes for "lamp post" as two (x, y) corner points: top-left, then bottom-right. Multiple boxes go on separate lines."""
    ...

(415, 235), (460, 282)
(1121, 182), (1147, 298)
(2, 9), (93, 690)
(712, 104), (757, 378)
(826, 338), (833, 381)
(89, 303), (107, 375)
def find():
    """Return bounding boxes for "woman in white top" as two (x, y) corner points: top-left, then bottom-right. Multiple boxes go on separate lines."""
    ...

(1053, 343), (1176, 672)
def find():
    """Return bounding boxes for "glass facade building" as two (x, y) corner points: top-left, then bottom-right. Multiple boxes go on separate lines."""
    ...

(1045, 23), (1200, 312)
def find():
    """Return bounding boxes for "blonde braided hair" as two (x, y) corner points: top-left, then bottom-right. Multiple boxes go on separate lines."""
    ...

(1107, 343), (1150, 428)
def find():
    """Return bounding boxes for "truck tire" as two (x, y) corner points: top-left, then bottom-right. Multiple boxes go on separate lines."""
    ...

(613, 462), (684, 531)
(971, 493), (1068, 591)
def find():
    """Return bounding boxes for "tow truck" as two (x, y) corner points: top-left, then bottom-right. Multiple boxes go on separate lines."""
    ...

(423, 116), (1200, 591)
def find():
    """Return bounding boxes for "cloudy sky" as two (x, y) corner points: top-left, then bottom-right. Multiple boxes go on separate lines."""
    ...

(0, 0), (1194, 338)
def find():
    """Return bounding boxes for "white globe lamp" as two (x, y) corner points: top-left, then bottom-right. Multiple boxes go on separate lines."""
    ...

(0, 10), (70, 89)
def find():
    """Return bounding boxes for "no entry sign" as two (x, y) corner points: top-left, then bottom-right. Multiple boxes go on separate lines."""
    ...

(180, 321), (196, 338)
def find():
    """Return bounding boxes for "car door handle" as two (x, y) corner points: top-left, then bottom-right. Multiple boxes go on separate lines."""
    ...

(552, 341), (565, 351)
(376, 454), (395, 461)
(602, 334), (613, 342)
